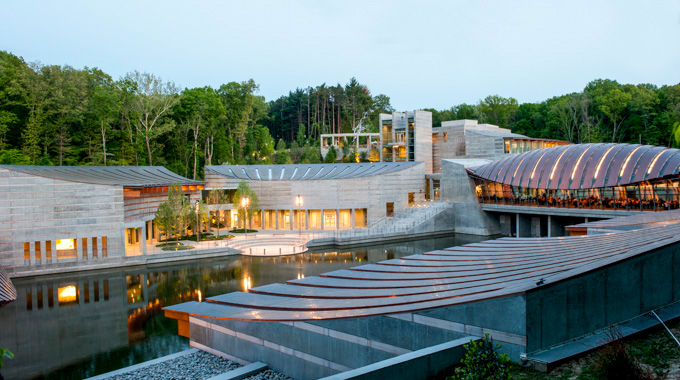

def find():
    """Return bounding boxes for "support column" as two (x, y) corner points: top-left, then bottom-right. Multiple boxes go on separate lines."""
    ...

(351, 209), (355, 229)
(321, 210), (325, 230)
(290, 209), (294, 230)
(141, 223), (147, 256)
(77, 238), (83, 261)
(122, 228), (127, 257)
(51, 239), (57, 263)
(515, 214), (520, 238)
(29, 242), (36, 266)
(336, 209), (340, 230)
(547, 215), (552, 237)
(261, 210), (265, 230)
(305, 210), (309, 230)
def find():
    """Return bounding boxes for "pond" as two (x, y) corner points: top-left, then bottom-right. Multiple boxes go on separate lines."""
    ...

(0, 234), (487, 380)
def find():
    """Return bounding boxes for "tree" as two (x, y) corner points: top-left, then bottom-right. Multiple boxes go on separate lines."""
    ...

(126, 71), (180, 165)
(368, 147), (380, 162)
(154, 183), (191, 241)
(477, 95), (518, 127)
(598, 88), (632, 142)
(206, 189), (228, 237)
(86, 68), (119, 165)
(231, 180), (258, 230)
(324, 145), (337, 163)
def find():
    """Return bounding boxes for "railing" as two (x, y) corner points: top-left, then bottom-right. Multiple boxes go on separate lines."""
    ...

(309, 202), (452, 242)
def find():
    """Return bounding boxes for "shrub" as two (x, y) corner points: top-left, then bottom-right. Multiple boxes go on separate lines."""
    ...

(588, 327), (660, 380)
(0, 347), (13, 370)
(451, 333), (511, 380)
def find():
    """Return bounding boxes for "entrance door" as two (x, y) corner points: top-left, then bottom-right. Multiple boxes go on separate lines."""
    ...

(408, 193), (414, 206)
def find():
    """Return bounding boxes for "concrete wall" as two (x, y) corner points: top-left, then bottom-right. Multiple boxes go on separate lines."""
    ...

(205, 164), (426, 227)
(413, 110), (433, 174)
(525, 243), (680, 353)
(440, 160), (501, 235)
(464, 132), (506, 159)
(0, 168), (125, 274)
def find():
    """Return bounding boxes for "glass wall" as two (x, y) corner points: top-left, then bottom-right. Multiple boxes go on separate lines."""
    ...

(471, 176), (680, 211)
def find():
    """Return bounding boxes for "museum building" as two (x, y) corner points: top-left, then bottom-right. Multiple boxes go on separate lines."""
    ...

(467, 143), (680, 211)
(0, 165), (203, 275)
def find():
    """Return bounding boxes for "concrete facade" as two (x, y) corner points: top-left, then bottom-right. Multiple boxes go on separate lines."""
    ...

(0, 166), (202, 276)
(204, 163), (426, 229)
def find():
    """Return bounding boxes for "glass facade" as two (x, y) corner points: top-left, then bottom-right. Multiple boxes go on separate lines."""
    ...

(471, 176), (680, 211)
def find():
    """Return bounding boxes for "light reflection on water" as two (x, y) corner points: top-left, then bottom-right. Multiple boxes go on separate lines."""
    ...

(0, 234), (486, 380)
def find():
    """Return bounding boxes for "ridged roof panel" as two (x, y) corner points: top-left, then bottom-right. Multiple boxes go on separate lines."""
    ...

(0, 165), (203, 188)
(205, 162), (421, 181)
(0, 266), (17, 307)
(468, 143), (680, 189)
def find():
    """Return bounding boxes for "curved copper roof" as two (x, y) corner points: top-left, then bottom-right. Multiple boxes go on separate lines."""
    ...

(0, 266), (17, 307)
(467, 143), (680, 189)
(163, 221), (680, 321)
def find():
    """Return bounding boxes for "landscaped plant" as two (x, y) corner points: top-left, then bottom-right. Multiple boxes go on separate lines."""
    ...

(0, 347), (14, 375)
(450, 333), (511, 380)
(586, 327), (660, 380)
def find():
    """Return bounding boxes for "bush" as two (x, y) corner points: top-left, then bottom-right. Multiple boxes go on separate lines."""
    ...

(229, 229), (258, 233)
(587, 327), (660, 380)
(0, 347), (14, 370)
(451, 333), (511, 380)
(161, 245), (195, 251)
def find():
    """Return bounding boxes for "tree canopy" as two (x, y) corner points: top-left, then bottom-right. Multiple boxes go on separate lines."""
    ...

(1, 50), (678, 177)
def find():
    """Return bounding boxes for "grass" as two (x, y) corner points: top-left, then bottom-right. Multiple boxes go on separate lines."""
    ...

(161, 245), (194, 251)
(158, 232), (234, 243)
(509, 319), (680, 380)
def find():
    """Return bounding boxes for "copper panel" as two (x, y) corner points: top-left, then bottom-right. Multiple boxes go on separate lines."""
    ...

(630, 146), (665, 184)
(604, 145), (643, 187)
(496, 153), (525, 185)
(550, 145), (587, 189)
(581, 144), (616, 189)
(592, 144), (628, 188)
(531, 146), (565, 190)
(536, 145), (572, 189)
(569, 144), (604, 190)
(474, 155), (500, 179)
(660, 151), (680, 177)
(522, 149), (551, 188)
(511, 149), (544, 187)
(619, 145), (654, 185)
(645, 149), (678, 180)
(481, 157), (509, 179)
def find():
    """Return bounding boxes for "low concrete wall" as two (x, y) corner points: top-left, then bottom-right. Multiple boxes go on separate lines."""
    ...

(525, 242), (680, 353)
(318, 337), (473, 380)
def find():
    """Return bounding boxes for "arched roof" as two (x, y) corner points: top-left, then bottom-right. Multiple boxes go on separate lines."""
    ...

(467, 143), (680, 190)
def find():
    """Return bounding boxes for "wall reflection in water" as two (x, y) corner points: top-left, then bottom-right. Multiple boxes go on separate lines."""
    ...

(0, 234), (485, 379)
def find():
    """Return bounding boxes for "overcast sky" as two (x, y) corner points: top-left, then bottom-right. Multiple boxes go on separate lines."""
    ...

(2, 1), (679, 110)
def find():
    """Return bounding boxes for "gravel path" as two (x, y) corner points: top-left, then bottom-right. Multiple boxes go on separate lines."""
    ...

(244, 369), (296, 380)
(106, 350), (241, 380)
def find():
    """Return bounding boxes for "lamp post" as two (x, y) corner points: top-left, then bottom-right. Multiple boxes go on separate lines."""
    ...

(241, 196), (250, 239)
(195, 200), (200, 242)
(295, 194), (303, 236)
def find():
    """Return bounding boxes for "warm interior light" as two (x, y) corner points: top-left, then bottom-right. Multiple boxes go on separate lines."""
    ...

(58, 285), (77, 303)
(549, 149), (568, 181)
(56, 239), (74, 250)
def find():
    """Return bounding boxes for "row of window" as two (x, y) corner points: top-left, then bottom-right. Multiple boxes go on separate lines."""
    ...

(23, 237), (108, 263)
(26, 279), (110, 310)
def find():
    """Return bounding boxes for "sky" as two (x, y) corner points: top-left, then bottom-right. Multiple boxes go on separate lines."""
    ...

(1, 0), (679, 111)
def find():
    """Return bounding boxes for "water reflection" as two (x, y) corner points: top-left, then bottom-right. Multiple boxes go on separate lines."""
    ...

(0, 234), (486, 379)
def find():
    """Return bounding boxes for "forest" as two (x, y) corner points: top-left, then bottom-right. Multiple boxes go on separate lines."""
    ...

(0, 50), (678, 180)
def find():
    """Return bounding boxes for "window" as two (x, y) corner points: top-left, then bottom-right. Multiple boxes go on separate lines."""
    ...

(92, 237), (98, 258)
(102, 237), (108, 257)
(386, 202), (394, 217)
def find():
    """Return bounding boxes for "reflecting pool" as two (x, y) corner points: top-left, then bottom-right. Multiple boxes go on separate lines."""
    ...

(0, 234), (486, 379)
